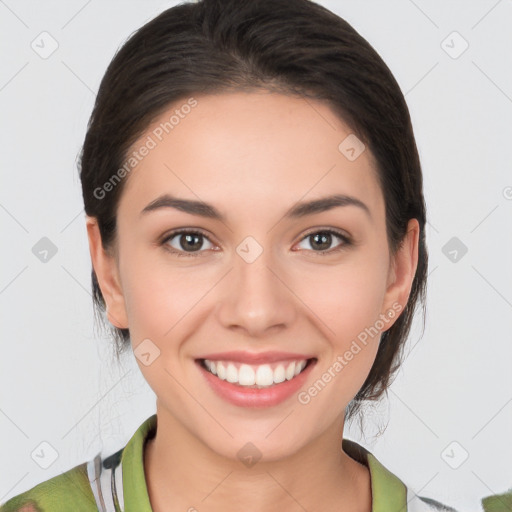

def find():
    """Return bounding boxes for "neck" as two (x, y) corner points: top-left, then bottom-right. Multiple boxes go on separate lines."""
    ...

(144, 406), (372, 512)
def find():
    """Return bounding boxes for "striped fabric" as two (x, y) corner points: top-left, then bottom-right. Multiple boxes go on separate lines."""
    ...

(86, 449), (124, 512)
(1, 414), (460, 511)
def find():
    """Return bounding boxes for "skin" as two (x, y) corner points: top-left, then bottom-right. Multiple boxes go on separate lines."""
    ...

(86, 91), (419, 512)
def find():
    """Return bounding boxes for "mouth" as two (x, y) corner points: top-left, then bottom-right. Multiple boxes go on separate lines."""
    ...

(197, 357), (317, 389)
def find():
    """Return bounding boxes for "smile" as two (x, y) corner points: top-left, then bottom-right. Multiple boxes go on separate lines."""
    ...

(200, 358), (312, 388)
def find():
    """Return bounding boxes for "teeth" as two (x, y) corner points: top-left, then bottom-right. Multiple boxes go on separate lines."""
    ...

(203, 359), (309, 387)
(285, 362), (295, 380)
(255, 364), (274, 386)
(216, 361), (226, 380)
(239, 364), (255, 385)
(226, 363), (238, 383)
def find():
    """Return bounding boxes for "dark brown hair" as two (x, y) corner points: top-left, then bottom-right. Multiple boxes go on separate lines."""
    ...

(79, 0), (428, 423)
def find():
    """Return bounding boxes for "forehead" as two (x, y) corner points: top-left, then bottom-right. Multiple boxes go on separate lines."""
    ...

(118, 91), (384, 221)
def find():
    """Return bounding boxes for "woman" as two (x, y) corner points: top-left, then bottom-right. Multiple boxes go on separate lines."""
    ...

(1, 0), (460, 510)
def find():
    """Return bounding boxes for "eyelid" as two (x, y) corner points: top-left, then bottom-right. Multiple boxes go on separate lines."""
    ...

(160, 226), (353, 257)
(299, 226), (351, 242)
(293, 227), (352, 254)
(160, 228), (217, 257)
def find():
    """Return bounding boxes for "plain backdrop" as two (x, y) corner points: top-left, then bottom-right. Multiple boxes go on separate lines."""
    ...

(1, 1), (511, 510)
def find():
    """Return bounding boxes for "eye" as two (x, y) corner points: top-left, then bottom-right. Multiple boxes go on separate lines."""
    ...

(160, 228), (352, 257)
(161, 229), (215, 257)
(295, 229), (351, 254)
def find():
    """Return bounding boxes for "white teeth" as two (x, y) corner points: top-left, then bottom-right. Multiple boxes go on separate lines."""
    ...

(216, 361), (226, 380)
(226, 363), (238, 383)
(202, 358), (309, 387)
(295, 360), (306, 375)
(238, 364), (255, 385)
(273, 364), (286, 383)
(204, 359), (217, 375)
(285, 362), (296, 380)
(255, 365), (274, 386)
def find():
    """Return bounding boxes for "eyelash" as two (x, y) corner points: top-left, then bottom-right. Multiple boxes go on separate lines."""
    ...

(159, 228), (352, 258)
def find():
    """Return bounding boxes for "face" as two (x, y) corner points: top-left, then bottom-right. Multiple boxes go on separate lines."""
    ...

(87, 91), (418, 462)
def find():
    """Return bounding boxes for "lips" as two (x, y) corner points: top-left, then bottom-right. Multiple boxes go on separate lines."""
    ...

(195, 351), (317, 407)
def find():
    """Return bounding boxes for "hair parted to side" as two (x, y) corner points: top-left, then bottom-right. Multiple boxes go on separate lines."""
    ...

(79, 0), (428, 423)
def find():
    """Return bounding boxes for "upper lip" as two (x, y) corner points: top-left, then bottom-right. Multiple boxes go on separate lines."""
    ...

(196, 351), (315, 364)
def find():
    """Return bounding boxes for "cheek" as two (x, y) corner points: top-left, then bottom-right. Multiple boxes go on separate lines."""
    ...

(119, 248), (209, 402)
(119, 242), (208, 338)
(299, 252), (390, 342)
(295, 263), (386, 415)
(120, 224), (390, 342)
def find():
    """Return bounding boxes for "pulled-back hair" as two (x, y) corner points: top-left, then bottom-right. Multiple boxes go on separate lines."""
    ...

(79, 0), (428, 423)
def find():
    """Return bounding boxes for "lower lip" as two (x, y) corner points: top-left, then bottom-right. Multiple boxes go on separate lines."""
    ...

(197, 359), (316, 408)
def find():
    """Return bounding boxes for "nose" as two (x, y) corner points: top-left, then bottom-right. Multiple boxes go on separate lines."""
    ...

(215, 239), (297, 338)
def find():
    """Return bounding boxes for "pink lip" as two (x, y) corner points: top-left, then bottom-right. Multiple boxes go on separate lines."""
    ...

(195, 350), (314, 364)
(196, 358), (317, 408)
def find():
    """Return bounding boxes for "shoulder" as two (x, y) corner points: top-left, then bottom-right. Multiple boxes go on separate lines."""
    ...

(342, 438), (460, 512)
(406, 488), (460, 512)
(481, 488), (512, 512)
(1, 415), (156, 512)
(0, 461), (97, 512)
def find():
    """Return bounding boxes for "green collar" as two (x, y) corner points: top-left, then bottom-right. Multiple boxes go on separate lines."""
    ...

(121, 414), (407, 512)
(121, 415), (156, 512)
(342, 438), (407, 512)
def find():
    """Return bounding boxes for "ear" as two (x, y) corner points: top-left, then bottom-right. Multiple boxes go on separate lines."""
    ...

(381, 218), (420, 324)
(85, 216), (129, 329)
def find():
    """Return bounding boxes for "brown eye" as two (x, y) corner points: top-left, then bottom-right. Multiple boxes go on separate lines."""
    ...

(296, 229), (351, 254)
(161, 230), (214, 256)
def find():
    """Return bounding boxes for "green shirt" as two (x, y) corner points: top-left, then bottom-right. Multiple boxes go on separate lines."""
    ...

(0, 414), (457, 511)
(481, 489), (512, 512)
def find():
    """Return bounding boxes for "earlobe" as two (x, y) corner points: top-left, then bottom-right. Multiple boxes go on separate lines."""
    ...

(382, 218), (420, 321)
(85, 216), (129, 329)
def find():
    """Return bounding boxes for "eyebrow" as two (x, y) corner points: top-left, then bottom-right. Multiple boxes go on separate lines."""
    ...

(140, 193), (371, 221)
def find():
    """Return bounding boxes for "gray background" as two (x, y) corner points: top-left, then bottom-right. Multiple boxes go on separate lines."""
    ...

(1, 1), (511, 510)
